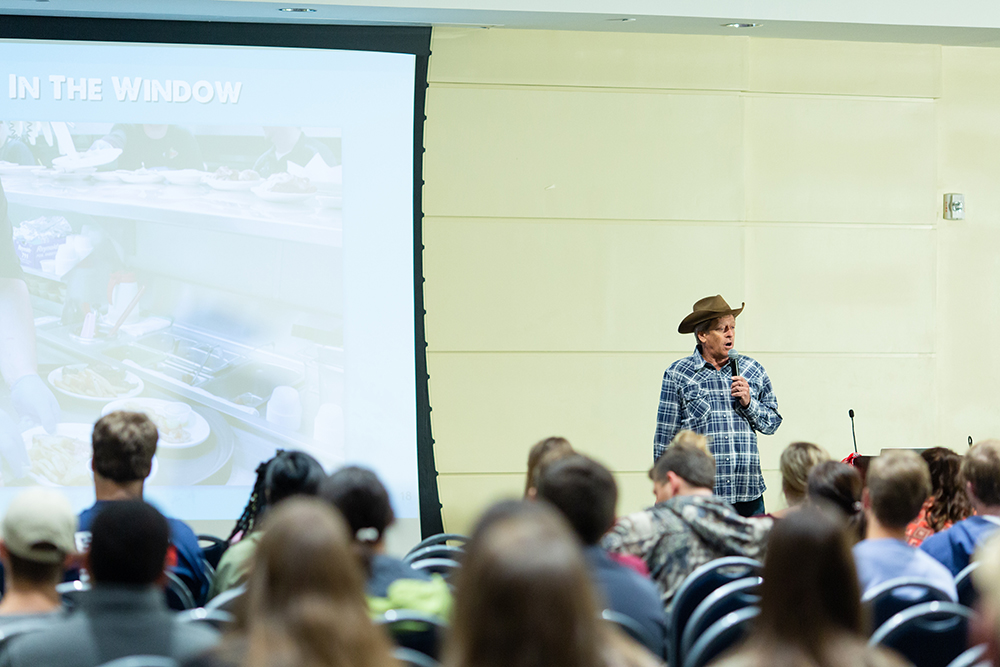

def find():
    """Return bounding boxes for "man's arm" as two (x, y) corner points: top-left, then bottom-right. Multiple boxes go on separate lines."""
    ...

(736, 366), (781, 435)
(653, 369), (681, 461)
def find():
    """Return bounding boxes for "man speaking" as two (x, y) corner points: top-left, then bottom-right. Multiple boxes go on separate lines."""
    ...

(654, 295), (781, 517)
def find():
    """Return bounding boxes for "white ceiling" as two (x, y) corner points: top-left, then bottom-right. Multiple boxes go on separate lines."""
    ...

(7, 0), (1000, 46)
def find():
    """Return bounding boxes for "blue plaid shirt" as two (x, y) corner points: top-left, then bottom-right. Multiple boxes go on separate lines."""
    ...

(653, 347), (781, 503)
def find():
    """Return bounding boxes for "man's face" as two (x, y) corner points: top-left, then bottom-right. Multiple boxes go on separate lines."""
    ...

(698, 315), (736, 363)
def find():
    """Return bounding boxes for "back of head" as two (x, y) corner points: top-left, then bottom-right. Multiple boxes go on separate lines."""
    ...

(91, 411), (157, 483)
(866, 450), (931, 529)
(525, 437), (573, 495)
(535, 454), (617, 546)
(2, 488), (77, 584)
(963, 440), (1000, 507)
(88, 500), (169, 586)
(265, 450), (326, 506)
(243, 498), (393, 667)
(319, 466), (394, 541)
(806, 462), (865, 542)
(780, 442), (830, 503)
(650, 432), (715, 489)
(757, 506), (862, 651)
(446, 500), (603, 667)
(921, 447), (972, 530)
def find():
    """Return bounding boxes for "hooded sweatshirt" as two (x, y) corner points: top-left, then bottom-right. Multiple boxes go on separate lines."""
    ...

(601, 495), (772, 611)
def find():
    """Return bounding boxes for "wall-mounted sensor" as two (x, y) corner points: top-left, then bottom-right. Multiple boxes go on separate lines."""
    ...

(944, 193), (965, 220)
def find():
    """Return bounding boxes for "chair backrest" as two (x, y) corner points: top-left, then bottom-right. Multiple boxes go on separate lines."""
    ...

(409, 558), (461, 580)
(667, 557), (762, 667)
(945, 644), (989, 667)
(176, 607), (237, 631)
(682, 606), (759, 667)
(955, 562), (980, 609)
(205, 583), (246, 614)
(376, 609), (448, 660)
(393, 647), (441, 667)
(869, 601), (974, 667)
(601, 609), (661, 658)
(862, 577), (956, 634)
(95, 656), (179, 667)
(197, 534), (229, 570)
(164, 570), (197, 610)
(405, 534), (468, 558)
(680, 576), (762, 660)
(403, 545), (465, 565)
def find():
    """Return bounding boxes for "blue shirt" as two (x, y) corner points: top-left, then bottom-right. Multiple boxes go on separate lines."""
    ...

(853, 538), (958, 600)
(654, 348), (781, 503)
(921, 515), (1000, 576)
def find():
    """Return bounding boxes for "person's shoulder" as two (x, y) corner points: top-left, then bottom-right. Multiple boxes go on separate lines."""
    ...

(666, 350), (701, 373)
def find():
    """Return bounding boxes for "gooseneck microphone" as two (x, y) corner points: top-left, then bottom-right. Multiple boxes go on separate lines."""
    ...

(849, 409), (858, 454)
(727, 349), (740, 377)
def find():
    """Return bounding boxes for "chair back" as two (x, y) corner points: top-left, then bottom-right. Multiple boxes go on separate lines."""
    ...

(205, 584), (246, 614)
(197, 534), (229, 569)
(667, 557), (762, 667)
(164, 570), (197, 610)
(955, 562), (980, 609)
(405, 533), (468, 557)
(403, 545), (465, 565)
(945, 644), (989, 667)
(682, 606), (759, 667)
(601, 609), (661, 658)
(680, 576), (762, 659)
(869, 601), (974, 667)
(862, 577), (956, 634)
(393, 647), (441, 667)
(376, 609), (448, 660)
(176, 607), (236, 631)
(95, 657), (178, 667)
(409, 558), (461, 580)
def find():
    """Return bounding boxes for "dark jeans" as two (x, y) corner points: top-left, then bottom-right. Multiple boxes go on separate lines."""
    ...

(732, 495), (765, 518)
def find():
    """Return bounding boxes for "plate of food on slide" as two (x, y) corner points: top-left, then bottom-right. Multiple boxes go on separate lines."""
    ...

(102, 398), (211, 449)
(204, 166), (261, 190)
(251, 173), (317, 203)
(162, 169), (208, 186)
(48, 363), (144, 402)
(21, 423), (159, 487)
(52, 148), (123, 171)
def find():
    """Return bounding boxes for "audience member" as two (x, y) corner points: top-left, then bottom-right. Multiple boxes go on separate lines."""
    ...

(536, 454), (667, 657)
(444, 500), (661, 667)
(807, 461), (866, 543)
(77, 411), (209, 604)
(185, 498), (395, 667)
(0, 488), (76, 625)
(922, 439), (1000, 575)
(711, 506), (908, 667)
(906, 447), (973, 547)
(970, 531), (1000, 665)
(320, 466), (450, 616)
(771, 441), (829, 519)
(525, 436), (574, 497)
(0, 501), (218, 667)
(852, 451), (956, 599)
(209, 450), (325, 599)
(602, 431), (771, 611)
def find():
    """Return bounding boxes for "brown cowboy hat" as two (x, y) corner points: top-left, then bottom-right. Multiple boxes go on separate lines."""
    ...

(677, 295), (745, 334)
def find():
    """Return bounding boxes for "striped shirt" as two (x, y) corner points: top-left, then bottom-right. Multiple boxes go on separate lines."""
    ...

(653, 347), (781, 503)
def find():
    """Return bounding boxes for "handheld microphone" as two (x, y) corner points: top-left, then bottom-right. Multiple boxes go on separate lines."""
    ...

(727, 349), (740, 377)
(848, 409), (858, 454)
(969, 436), (974, 448)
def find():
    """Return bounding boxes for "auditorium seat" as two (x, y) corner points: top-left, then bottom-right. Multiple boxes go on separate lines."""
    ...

(869, 601), (974, 667)
(945, 644), (990, 667)
(94, 657), (178, 667)
(409, 557), (461, 580)
(376, 608), (448, 659)
(667, 557), (762, 667)
(680, 576), (762, 659)
(682, 606), (759, 667)
(405, 533), (468, 558)
(204, 583), (245, 614)
(862, 576), (956, 634)
(177, 607), (236, 631)
(393, 646), (441, 667)
(601, 609), (661, 657)
(402, 544), (465, 565)
(955, 562), (980, 609)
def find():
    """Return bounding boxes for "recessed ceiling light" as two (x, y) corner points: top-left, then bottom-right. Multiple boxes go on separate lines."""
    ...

(607, 18), (636, 22)
(722, 22), (761, 28)
(279, 7), (317, 12)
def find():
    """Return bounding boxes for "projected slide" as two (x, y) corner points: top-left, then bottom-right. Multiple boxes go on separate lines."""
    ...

(0, 39), (419, 522)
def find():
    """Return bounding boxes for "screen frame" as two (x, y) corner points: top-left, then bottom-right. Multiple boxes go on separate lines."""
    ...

(0, 14), (443, 536)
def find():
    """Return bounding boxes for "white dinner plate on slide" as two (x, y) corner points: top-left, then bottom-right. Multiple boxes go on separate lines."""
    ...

(48, 365), (144, 403)
(162, 169), (208, 186)
(52, 148), (123, 170)
(205, 177), (259, 191)
(102, 398), (211, 449)
(116, 170), (163, 184)
(251, 186), (314, 203)
(20, 423), (159, 486)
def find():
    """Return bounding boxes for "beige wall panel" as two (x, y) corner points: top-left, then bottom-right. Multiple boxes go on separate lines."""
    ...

(423, 87), (744, 221)
(753, 353), (936, 470)
(423, 219), (744, 352)
(427, 352), (671, 474)
(940, 47), (1000, 223)
(936, 222), (1000, 446)
(748, 39), (940, 98)
(429, 28), (747, 91)
(438, 473), (524, 535)
(744, 95), (936, 223)
(615, 471), (656, 519)
(743, 226), (936, 354)
(762, 469), (784, 513)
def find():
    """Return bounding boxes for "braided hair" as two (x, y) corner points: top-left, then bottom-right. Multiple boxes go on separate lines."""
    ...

(228, 454), (278, 542)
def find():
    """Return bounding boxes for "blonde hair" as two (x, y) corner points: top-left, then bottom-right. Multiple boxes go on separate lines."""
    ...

(975, 532), (1000, 638)
(668, 430), (710, 456)
(780, 442), (830, 505)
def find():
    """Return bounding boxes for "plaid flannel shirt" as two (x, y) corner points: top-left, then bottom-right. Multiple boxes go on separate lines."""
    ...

(653, 347), (781, 503)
